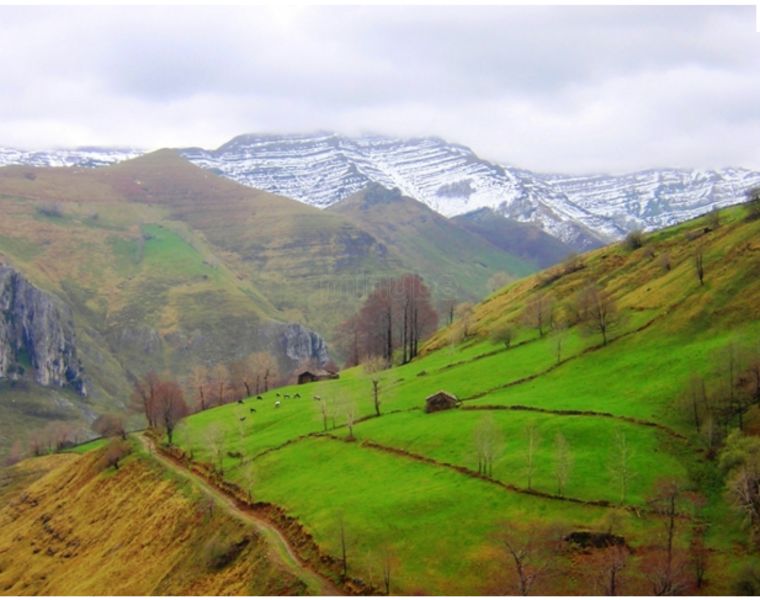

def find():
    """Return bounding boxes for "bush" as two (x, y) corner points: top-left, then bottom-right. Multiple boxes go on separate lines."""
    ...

(36, 203), (63, 218)
(623, 229), (645, 251)
(97, 439), (131, 471)
(746, 187), (760, 222)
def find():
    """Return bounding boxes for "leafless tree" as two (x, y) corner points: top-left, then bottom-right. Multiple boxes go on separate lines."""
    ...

(488, 271), (514, 293)
(154, 380), (189, 445)
(131, 370), (161, 427)
(474, 414), (503, 477)
(659, 252), (672, 272)
(92, 414), (126, 440)
(188, 365), (210, 411)
(575, 283), (622, 346)
(609, 429), (635, 505)
(694, 245), (705, 286)
(204, 423), (227, 476)
(363, 355), (387, 416)
(455, 302), (475, 338)
(211, 363), (230, 406)
(338, 396), (358, 440)
(495, 522), (561, 595)
(3, 440), (24, 466)
(522, 293), (555, 338)
(524, 422), (540, 490)
(745, 186), (760, 221)
(98, 438), (131, 471)
(490, 324), (515, 349)
(646, 478), (687, 595)
(554, 432), (573, 497)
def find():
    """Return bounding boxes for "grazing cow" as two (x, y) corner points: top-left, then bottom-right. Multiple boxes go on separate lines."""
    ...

(294, 393), (301, 399)
(283, 394), (290, 400)
(275, 400), (281, 408)
(276, 393), (281, 398)
(239, 416), (246, 422)
(237, 399), (243, 404)
(249, 407), (257, 413)
(256, 395), (263, 400)
(313, 395), (321, 401)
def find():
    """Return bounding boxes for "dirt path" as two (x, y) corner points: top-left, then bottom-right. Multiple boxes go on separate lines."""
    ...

(136, 433), (341, 596)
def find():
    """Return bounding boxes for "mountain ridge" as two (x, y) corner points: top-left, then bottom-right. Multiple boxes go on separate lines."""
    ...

(2, 133), (759, 252)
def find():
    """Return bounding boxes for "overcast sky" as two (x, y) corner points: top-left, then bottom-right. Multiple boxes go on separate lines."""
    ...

(1, 5), (759, 173)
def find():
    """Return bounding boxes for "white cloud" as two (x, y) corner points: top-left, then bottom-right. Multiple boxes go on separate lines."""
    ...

(0, 5), (758, 173)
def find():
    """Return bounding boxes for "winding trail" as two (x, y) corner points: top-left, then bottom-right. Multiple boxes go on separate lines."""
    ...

(136, 433), (341, 597)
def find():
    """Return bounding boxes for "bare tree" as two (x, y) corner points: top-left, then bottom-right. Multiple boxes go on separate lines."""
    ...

(554, 432), (573, 497)
(98, 438), (131, 471)
(204, 423), (227, 476)
(694, 246), (705, 286)
(241, 463), (257, 502)
(745, 186), (760, 221)
(679, 373), (707, 434)
(720, 430), (760, 546)
(488, 271), (514, 293)
(455, 302), (475, 338)
(250, 352), (279, 394)
(188, 365), (210, 411)
(211, 363), (230, 406)
(363, 355), (387, 416)
(578, 544), (630, 596)
(609, 430), (635, 505)
(338, 396), (358, 440)
(92, 414), (126, 440)
(474, 414), (503, 477)
(646, 478), (686, 595)
(131, 370), (161, 428)
(575, 284), (622, 346)
(495, 522), (561, 595)
(659, 252), (672, 272)
(524, 422), (540, 490)
(155, 380), (189, 445)
(490, 324), (515, 349)
(3, 440), (24, 466)
(522, 293), (555, 338)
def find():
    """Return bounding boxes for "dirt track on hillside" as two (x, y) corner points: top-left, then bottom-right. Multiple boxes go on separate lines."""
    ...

(137, 433), (342, 596)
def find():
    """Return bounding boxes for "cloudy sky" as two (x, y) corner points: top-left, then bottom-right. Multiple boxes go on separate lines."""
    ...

(1, 5), (759, 173)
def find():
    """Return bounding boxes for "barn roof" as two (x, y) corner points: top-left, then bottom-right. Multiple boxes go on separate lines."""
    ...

(425, 390), (458, 401)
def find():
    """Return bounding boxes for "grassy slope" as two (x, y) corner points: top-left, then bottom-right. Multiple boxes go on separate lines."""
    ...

(328, 185), (535, 300)
(173, 205), (760, 594)
(0, 444), (304, 595)
(452, 206), (576, 269)
(0, 152), (549, 455)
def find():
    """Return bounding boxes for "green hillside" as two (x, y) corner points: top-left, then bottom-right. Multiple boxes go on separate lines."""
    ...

(169, 203), (760, 594)
(0, 152), (541, 455)
(452, 206), (576, 269)
(328, 184), (536, 298)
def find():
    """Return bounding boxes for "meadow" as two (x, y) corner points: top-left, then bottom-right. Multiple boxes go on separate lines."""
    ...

(173, 204), (760, 594)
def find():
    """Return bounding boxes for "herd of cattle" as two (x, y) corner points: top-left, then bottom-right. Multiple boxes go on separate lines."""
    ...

(235, 390), (321, 421)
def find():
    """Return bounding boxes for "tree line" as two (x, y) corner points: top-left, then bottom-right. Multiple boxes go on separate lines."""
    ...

(336, 274), (438, 367)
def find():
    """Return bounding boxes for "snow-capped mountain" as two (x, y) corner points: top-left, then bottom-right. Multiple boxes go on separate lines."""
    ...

(1, 134), (758, 251)
(0, 147), (141, 169)
(182, 133), (760, 249)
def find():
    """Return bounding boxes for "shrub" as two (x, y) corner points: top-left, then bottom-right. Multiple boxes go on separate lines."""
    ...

(36, 203), (63, 218)
(746, 187), (760, 222)
(623, 229), (645, 251)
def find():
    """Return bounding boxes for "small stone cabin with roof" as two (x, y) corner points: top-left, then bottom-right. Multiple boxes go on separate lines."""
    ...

(424, 391), (459, 413)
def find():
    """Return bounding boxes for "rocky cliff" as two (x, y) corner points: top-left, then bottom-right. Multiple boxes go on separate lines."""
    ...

(0, 266), (86, 395)
(278, 324), (330, 368)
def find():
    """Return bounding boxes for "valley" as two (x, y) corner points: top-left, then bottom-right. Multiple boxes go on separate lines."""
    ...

(3, 200), (756, 594)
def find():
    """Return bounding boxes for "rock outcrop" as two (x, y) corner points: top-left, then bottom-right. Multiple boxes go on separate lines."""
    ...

(0, 266), (86, 395)
(278, 324), (330, 368)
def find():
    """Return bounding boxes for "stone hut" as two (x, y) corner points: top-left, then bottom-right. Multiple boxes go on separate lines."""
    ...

(297, 369), (340, 385)
(424, 391), (459, 413)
